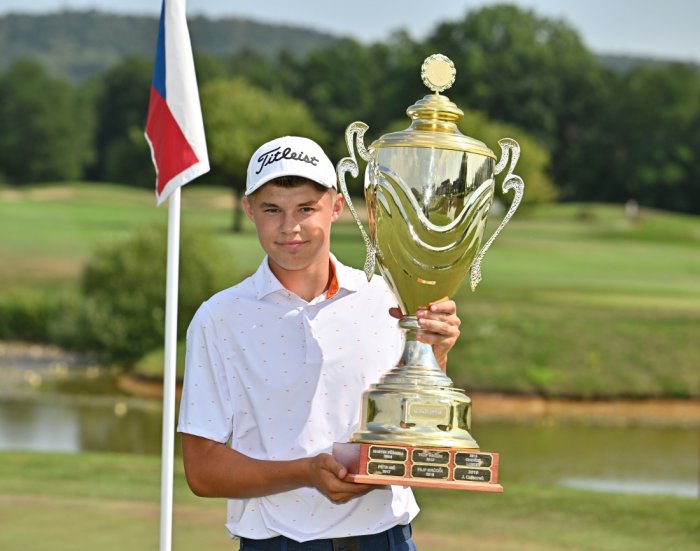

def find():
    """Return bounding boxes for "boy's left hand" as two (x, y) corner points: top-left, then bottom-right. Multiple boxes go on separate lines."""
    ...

(389, 299), (461, 372)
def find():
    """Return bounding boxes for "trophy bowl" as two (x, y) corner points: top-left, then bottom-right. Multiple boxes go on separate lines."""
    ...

(333, 55), (523, 490)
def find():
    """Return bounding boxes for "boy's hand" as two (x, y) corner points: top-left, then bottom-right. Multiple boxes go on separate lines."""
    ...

(306, 453), (375, 504)
(389, 298), (461, 372)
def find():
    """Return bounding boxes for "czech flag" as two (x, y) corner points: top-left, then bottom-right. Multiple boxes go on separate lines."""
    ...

(145, 0), (209, 206)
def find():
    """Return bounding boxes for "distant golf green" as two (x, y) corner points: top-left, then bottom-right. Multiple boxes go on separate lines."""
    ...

(1, 183), (699, 398)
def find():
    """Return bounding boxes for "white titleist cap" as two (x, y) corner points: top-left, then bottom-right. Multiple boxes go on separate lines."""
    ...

(245, 136), (337, 196)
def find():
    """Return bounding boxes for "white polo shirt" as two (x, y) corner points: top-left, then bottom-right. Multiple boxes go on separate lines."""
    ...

(177, 256), (419, 542)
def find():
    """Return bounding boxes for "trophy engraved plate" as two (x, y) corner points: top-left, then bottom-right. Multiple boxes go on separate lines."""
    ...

(454, 452), (493, 468)
(411, 465), (450, 479)
(369, 446), (408, 462)
(368, 461), (406, 477)
(412, 449), (450, 464)
(406, 402), (451, 426)
(454, 468), (492, 483)
(333, 53), (523, 492)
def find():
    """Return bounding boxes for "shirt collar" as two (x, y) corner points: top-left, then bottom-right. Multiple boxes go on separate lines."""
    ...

(253, 254), (364, 301)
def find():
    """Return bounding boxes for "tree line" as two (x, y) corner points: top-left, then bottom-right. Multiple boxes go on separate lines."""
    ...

(0, 4), (699, 215)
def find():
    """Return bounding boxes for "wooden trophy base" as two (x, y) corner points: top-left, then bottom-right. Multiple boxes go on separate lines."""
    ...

(333, 442), (503, 492)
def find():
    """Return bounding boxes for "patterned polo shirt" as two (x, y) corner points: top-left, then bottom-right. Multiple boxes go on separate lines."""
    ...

(177, 255), (418, 541)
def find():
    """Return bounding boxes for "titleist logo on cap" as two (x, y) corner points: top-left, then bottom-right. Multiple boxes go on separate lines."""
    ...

(245, 136), (336, 196)
(255, 146), (320, 175)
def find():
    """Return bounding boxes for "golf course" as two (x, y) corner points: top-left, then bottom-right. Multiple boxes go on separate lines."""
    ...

(1, 182), (699, 550)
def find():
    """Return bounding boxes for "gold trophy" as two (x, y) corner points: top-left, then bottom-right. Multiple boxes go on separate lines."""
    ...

(332, 55), (524, 491)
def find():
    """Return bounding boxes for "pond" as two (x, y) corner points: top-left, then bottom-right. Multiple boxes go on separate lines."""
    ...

(0, 345), (698, 498)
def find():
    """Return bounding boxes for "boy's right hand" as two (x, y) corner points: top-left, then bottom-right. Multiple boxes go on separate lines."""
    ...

(306, 453), (375, 504)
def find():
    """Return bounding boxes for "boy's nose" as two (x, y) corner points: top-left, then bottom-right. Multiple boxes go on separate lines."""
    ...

(281, 214), (301, 233)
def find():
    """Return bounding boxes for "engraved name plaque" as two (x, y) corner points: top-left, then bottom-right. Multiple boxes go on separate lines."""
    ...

(333, 442), (502, 492)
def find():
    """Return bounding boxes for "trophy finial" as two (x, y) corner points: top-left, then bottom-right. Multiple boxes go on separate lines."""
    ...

(421, 54), (456, 93)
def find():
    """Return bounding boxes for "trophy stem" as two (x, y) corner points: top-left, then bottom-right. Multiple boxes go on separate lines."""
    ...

(350, 315), (479, 449)
(379, 316), (455, 388)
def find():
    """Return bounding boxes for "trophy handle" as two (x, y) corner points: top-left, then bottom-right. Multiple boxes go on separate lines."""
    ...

(336, 121), (377, 280)
(469, 138), (525, 291)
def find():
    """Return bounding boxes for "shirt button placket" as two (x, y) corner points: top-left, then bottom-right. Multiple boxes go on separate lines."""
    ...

(302, 306), (322, 367)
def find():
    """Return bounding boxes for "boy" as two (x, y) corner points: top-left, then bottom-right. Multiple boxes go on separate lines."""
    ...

(178, 136), (460, 550)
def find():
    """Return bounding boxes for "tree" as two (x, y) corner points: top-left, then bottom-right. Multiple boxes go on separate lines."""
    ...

(574, 63), (700, 212)
(0, 59), (94, 183)
(89, 55), (153, 185)
(366, 32), (433, 134)
(279, 39), (392, 160)
(200, 77), (327, 231)
(427, 5), (608, 198)
(224, 48), (280, 92)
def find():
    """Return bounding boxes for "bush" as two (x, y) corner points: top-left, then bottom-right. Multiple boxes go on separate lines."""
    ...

(63, 224), (238, 367)
(0, 292), (63, 342)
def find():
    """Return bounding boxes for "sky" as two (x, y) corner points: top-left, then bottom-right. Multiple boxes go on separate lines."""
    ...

(0, 0), (698, 63)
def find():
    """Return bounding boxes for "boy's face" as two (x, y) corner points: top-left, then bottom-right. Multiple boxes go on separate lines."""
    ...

(242, 182), (344, 278)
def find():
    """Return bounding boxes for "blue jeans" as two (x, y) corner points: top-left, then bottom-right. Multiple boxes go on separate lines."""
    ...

(239, 523), (417, 551)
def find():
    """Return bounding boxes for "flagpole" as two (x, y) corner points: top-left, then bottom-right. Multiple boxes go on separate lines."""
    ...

(160, 186), (181, 551)
(146, 2), (209, 548)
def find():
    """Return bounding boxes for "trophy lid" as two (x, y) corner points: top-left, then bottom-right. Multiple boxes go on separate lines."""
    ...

(371, 54), (496, 160)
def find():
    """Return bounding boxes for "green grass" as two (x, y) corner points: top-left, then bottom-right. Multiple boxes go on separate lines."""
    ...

(0, 451), (227, 551)
(0, 183), (263, 293)
(2, 183), (700, 398)
(341, 202), (700, 398)
(0, 451), (697, 551)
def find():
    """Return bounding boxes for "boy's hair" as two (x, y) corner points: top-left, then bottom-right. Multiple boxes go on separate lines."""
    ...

(255, 175), (332, 195)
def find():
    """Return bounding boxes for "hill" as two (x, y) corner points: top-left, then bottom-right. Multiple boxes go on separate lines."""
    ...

(598, 53), (700, 73)
(0, 10), (339, 80)
(2, 11), (699, 82)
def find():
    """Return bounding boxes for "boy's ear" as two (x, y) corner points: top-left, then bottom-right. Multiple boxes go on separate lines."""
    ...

(242, 196), (254, 221)
(330, 191), (345, 222)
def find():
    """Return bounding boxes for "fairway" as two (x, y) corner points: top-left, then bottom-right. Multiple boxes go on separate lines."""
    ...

(1, 183), (699, 399)
(0, 184), (262, 292)
(0, 451), (698, 551)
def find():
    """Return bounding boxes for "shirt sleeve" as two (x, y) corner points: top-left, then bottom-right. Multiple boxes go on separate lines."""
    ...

(177, 303), (234, 443)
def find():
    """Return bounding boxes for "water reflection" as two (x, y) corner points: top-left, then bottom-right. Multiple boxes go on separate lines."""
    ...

(475, 424), (698, 498)
(0, 395), (696, 498)
(0, 344), (697, 499)
(0, 395), (171, 456)
(0, 344), (175, 456)
(560, 478), (697, 498)
(0, 400), (80, 452)
(78, 399), (165, 455)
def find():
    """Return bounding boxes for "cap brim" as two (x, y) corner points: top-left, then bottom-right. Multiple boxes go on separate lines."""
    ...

(245, 170), (336, 196)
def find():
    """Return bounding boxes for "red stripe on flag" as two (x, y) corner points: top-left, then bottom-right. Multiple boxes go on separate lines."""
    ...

(145, 87), (200, 195)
